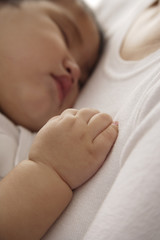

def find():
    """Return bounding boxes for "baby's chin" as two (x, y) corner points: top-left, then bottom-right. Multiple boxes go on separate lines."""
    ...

(27, 107), (73, 132)
(8, 109), (58, 132)
(8, 98), (76, 132)
(25, 113), (58, 132)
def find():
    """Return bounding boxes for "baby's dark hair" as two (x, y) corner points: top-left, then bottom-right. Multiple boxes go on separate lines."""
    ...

(0, 0), (18, 5)
(0, 0), (105, 78)
(80, 1), (105, 77)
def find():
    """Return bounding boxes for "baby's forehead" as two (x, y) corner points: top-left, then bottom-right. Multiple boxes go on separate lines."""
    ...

(49, 3), (100, 56)
(25, 0), (102, 81)
(57, 1), (102, 80)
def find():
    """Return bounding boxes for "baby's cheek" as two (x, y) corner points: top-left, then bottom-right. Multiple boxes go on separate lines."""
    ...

(27, 94), (58, 124)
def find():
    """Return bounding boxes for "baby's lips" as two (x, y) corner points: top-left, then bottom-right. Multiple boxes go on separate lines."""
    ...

(51, 74), (73, 100)
(56, 75), (73, 97)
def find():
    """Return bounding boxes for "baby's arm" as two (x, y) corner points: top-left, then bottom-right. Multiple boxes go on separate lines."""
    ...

(0, 160), (72, 240)
(0, 108), (118, 240)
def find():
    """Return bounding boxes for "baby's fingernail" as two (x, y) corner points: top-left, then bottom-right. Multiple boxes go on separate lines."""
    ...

(112, 121), (119, 126)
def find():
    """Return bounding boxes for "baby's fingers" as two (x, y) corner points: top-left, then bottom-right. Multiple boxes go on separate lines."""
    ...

(88, 113), (112, 139)
(76, 108), (99, 123)
(93, 122), (118, 159)
(61, 108), (78, 117)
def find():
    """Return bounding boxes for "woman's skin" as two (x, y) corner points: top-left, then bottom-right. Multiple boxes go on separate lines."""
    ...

(120, 0), (160, 60)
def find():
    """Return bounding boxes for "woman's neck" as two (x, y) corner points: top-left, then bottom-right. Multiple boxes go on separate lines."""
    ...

(120, 1), (160, 61)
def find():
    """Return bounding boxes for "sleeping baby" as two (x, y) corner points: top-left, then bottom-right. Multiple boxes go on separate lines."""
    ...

(0, 0), (118, 239)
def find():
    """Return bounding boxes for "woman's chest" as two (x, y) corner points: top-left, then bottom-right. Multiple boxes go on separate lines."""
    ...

(120, 3), (160, 60)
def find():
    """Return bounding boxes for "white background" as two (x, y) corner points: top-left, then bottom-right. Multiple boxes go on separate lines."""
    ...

(84, 0), (101, 8)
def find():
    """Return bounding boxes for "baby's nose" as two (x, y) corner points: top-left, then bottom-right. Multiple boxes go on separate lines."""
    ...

(64, 59), (81, 83)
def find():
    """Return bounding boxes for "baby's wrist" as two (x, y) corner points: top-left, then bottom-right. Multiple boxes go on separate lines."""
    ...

(27, 159), (73, 193)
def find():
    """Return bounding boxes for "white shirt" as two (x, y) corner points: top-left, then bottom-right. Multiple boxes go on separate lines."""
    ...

(0, 113), (35, 180)
(43, 0), (160, 239)
(0, 0), (160, 239)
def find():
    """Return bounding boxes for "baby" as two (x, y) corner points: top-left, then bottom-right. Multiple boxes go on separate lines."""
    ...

(0, 0), (118, 239)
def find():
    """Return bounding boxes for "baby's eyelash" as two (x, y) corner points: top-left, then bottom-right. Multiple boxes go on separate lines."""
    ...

(50, 14), (70, 48)
(57, 24), (69, 47)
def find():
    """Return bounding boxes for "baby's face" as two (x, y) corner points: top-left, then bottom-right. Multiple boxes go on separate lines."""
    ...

(0, 0), (100, 131)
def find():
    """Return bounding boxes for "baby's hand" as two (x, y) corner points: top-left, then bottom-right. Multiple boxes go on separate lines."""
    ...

(29, 108), (118, 189)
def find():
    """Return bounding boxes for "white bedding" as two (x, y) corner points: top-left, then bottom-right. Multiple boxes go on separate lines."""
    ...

(0, 0), (159, 239)
(43, 0), (160, 239)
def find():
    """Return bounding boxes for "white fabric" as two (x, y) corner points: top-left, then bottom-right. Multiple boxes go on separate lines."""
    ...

(0, 113), (35, 179)
(43, 0), (160, 239)
(0, 0), (160, 239)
